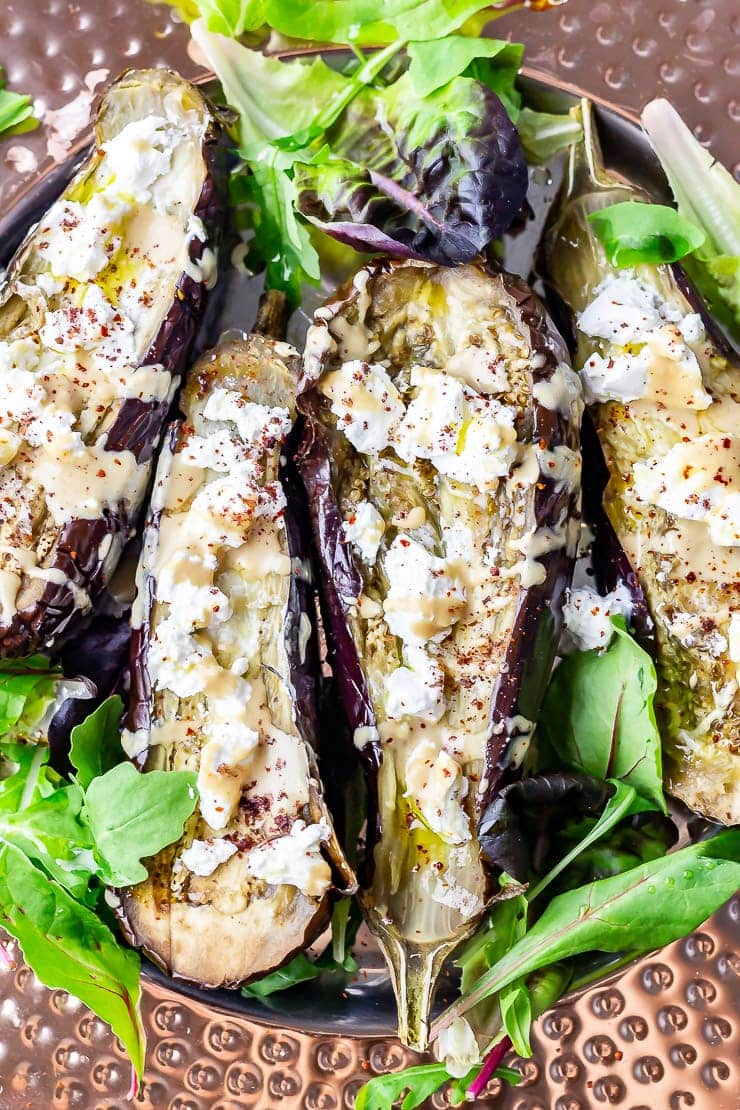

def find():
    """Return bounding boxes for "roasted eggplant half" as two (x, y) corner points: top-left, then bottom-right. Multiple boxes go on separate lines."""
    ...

(297, 259), (582, 1047)
(543, 101), (739, 825)
(118, 305), (355, 987)
(0, 69), (224, 656)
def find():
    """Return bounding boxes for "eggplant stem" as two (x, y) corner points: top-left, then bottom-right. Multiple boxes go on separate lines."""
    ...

(253, 289), (287, 339)
(369, 913), (455, 1051)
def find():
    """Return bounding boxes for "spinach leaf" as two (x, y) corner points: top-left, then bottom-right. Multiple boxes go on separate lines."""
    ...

(0, 656), (61, 736)
(69, 695), (125, 790)
(589, 200), (705, 267)
(538, 618), (666, 813)
(431, 830), (740, 1035)
(83, 763), (198, 887)
(0, 843), (145, 1076)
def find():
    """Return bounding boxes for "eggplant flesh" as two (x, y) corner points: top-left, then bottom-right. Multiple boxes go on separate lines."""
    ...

(543, 102), (739, 826)
(118, 325), (355, 988)
(297, 259), (582, 1046)
(0, 69), (224, 656)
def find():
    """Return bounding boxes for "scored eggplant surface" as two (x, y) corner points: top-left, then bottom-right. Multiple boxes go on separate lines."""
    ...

(0, 68), (224, 656)
(297, 259), (582, 1047)
(543, 103), (739, 825)
(118, 321), (355, 987)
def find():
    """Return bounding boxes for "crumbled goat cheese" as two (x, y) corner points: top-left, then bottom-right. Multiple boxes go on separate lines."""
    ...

(562, 583), (634, 652)
(632, 435), (739, 547)
(203, 389), (292, 450)
(386, 644), (446, 722)
(179, 837), (238, 877)
(405, 739), (470, 844)
(321, 360), (404, 454)
(246, 819), (332, 897)
(342, 500), (385, 564)
(383, 534), (466, 644)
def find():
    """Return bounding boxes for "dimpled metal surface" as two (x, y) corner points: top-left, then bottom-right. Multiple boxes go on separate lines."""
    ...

(0, 1), (737, 1107)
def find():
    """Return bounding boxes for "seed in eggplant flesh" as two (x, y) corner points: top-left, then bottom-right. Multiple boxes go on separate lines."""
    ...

(117, 297), (355, 988)
(0, 69), (225, 656)
(296, 259), (582, 1048)
(542, 100), (739, 826)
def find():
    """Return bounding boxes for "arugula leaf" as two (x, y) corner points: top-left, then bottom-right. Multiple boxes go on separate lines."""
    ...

(69, 695), (125, 790)
(355, 1062), (451, 1110)
(538, 618), (666, 813)
(0, 783), (96, 901)
(83, 763), (198, 887)
(0, 842), (145, 1075)
(642, 97), (740, 338)
(0, 741), (61, 812)
(588, 200), (705, 268)
(431, 830), (740, 1035)
(406, 36), (523, 99)
(0, 67), (37, 139)
(499, 979), (531, 1057)
(0, 656), (61, 736)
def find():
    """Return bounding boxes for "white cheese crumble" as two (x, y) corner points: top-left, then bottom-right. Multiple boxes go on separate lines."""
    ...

(35, 195), (126, 283)
(386, 644), (446, 722)
(101, 115), (177, 205)
(394, 366), (518, 492)
(404, 738), (470, 844)
(562, 583), (634, 653)
(436, 1017), (480, 1079)
(383, 534), (466, 645)
(320, 360), (404, 454)
(246, 819), (332, 898)
(203, 389), (292, 450)
(577, 271), (711, 409)
(729, 612), (740, 678)
(631, 435), (739, 547)
(342, 500), (385, 564)
(147, 618), (212, 699)
(179, 837), (237, 877)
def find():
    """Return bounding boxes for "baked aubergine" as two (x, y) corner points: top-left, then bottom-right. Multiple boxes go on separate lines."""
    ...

(543, 102), (739, 824)
(118, 298), (355, 987)
(0, 69), (224, 656)
(297, 259), (582, 1047)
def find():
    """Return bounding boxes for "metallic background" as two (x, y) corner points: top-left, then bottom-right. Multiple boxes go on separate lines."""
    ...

(0, 1), (737, 1107)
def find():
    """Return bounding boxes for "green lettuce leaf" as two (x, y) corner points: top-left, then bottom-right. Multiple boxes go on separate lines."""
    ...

(406, 36), (523, 99)
(83, 763), (198, 887)
(0, 656), (61, 737)
(641, 97), (740, 339)
(0, 842), (145, 1075)
(537, 618), (666, 813)
(69, 695), (125, 790)
(588, 200), (705, 267)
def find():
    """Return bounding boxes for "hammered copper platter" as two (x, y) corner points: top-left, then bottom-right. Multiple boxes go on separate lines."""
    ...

(0, 1), (737, 1107)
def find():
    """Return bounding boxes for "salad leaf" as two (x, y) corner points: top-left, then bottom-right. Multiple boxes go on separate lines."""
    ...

(0, 67), (37, 138)
(0, 741), (61, 812)
(295, 72), (527, 263)
(499, 980), (531, 1057)
(588, 200), (705, 267)
(0, 842), (145, 1076)
(516, 106), (584, 163)
(431, 830), (740, 1034)
(0, 656), (61, 737)
(0, 782), (95, 901)
(354, 1062), (454, 1110)
(69, 695), (125, 790)
(242, 951), (322, 997)
(641, 97), (740, 338)
(83, 763), (198, 887)
(537, 618), (666, 813)
(406, 36), (523, 98)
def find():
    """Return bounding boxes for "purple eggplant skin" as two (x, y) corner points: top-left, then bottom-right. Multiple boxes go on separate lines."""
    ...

(0, 69), (226, 658)
(295, 258), (582, 1047)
